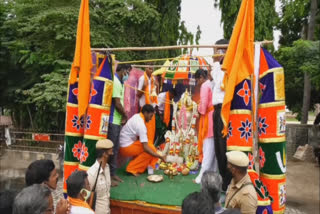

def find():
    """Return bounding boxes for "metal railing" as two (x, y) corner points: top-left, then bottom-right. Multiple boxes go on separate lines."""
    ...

(0, 127), (64, 153)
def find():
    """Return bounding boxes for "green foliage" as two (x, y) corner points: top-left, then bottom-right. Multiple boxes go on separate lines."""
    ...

(0, 0), (198, 130)
(277, 0), (310, 46)
(276, 40), (320, 118)
(213, 0), (277, 41)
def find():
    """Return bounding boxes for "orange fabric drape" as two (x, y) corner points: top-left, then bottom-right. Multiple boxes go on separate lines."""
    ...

(198, 105), (214, 162)
(144, 73), (158, 104)
(69, 0), (93, 117)
(68, 197), (94, 211)
(221, 0), (255, 136)
(163, 92), (171, 126)
(119, 140), (158, 174)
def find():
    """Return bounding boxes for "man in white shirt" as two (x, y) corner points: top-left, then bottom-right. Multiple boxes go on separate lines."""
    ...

(211, 39), (232, 192)
(87, 139), (114, 214)
(119, 104), (166, 176)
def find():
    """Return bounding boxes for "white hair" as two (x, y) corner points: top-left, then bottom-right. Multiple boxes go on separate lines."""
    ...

(13, 184), (51, 214)
(201, 171), (222, 203)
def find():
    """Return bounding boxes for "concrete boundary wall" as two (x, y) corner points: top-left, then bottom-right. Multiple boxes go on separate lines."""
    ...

(286, 124), (320, 158)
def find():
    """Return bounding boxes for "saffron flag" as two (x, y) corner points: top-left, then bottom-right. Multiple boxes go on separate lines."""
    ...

(69, 0), (93, 117)
(221, 0), (255, 136)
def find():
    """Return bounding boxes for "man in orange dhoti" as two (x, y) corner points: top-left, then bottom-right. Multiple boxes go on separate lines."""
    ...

(119, 104), (166, 176)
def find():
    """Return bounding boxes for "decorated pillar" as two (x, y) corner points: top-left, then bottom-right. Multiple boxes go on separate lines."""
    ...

(258, 48), (286, 214)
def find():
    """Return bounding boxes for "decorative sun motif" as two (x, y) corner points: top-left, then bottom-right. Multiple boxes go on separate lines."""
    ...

(227, 121), (233, 139)
(237, 80), (251, 106)
(72, 141), (82, 160)
(79, 143), (89, 163)
(258, 116), (269, 136)
(259, 146), (266, 168)
(248, 153), (254, 170)
(71, 115), (84, 130)
(238, 119), (252, 142)
(85, 115), (92, 130)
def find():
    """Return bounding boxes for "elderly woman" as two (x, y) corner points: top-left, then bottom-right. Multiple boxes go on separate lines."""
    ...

(13, 184), (53, 214)
(201, 171), (241, 214)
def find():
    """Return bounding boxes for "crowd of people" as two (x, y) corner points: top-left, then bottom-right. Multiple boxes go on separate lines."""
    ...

(0, 39), (260, 214)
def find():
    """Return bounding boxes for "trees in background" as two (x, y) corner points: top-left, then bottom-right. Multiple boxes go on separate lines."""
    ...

(214, 0), (319, 122)
(0, 0), (200, 130)
(213, 0), (277, 41)
(277, 0), (319, 123)
(276, 40), (320, 121)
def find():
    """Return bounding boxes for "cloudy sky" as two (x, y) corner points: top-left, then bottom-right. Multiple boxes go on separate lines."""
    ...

(180, 0), (282, 63)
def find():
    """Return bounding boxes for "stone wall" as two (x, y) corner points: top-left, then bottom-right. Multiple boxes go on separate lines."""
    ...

(286, 124), (320, 158)
(0, 149), (61, 188)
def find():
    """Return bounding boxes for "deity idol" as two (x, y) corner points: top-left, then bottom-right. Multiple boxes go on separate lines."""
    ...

(160, 89), (199, 174)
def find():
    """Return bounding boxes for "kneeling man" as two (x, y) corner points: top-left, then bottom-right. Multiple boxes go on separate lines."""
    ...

(119, 104), (166, 176)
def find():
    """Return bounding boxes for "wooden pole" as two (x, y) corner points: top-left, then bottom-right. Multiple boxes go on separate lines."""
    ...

(92, 40), (273, 52)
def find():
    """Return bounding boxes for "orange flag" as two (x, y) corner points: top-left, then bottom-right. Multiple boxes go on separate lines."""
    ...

(69, 0), (93, 117)
(221, 0), (255, 136)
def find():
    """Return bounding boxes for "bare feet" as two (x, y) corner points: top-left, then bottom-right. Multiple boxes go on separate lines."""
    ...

(132, 173), (140, 177)
(111, 180), (119, 187)
(112, 175), (124, 183)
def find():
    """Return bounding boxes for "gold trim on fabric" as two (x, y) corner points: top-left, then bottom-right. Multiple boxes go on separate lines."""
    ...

(94, 76), (109, 82)
(67, 103), (78, 108)
(230, 109), (252, 115)
(227, 146), (253, 152)
(274, 70), (285, 101)
(84, 134), (105, 140)
(88, 104), (110, 110)
(258, 101), (285, 108)
(103, 80), (113, 106)
(78, 164), (90, 171)
(258, 137), (286, 143)
(64, 161), (79, 166)
(65, 132), (84, 137)
(259, 67), (283, 79)
(257, 200), (271, 206)
(260, 173), (286, 179)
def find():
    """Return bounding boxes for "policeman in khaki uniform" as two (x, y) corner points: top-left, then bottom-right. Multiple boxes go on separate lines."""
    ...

(225, 151), (257, 214)
(87, 139), (113, 214)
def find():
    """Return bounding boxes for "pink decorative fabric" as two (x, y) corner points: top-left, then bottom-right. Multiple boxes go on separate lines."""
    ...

(124, 68), (144, 119)
(198, 80), (214, 138)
